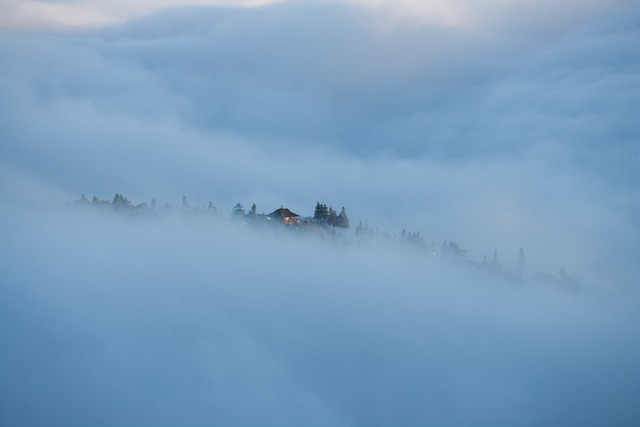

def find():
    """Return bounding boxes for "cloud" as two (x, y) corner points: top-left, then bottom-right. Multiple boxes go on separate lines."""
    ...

(1, 1), (638, 282)
(0, 3), (639, 423)
(0, 0), (286, 29)
(0, 203), (639, 426)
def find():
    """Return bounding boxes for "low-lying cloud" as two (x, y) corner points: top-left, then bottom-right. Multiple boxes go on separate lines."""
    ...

(1, 204), (639, 426)
(0, 1), (639, 425)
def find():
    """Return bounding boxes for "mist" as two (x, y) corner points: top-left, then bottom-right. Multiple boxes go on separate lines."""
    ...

(1, 0), (639, 425)
(1, 201), (639, 426)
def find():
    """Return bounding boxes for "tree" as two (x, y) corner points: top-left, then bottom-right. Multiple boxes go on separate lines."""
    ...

(232, 203), (244, 218)
(559, 266), (569, 284)
(112, 193), (132, 209)
(250, 203), (257, 215)
(74, 194), (89, 205)
(516, 247), (527, 280)
(336, 207), (350, 229)
(328, 207), (337, 227)
(491, 249), (501, 270)
(559, 266), (580, 290)
(182, 195), (189, 209)
(313, 202), (330, 224)
(313, 202), (322, 221)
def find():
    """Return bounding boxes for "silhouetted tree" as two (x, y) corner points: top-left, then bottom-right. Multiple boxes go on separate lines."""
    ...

(491, 249), (501, 270)
(314, 202), (322, 221)
(336, 207), (349, 229)
(74, 194), (89, 205)
(558, 266), (580, 290)
(440, 240), (464, 255)
(112, 193), (132, 209)
(313, 202), (330, 223)
(232, 203), (244, 218)
(328, 207), (337, 226)
(356, 220), (371, 237)
(482, 253), (489, 268)
(516, 247), (527, 279)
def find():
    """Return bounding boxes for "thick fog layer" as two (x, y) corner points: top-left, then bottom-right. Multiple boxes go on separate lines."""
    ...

(1, 1), (639, 284)
(1, 1), (639, 425)
(1, 204), (639, 426)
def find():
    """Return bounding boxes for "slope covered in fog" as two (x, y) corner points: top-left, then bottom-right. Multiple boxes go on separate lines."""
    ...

(1, 0), (639, 425)
(1, 203), (638, 426)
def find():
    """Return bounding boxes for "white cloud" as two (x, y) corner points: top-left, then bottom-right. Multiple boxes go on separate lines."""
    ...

(1, 1), (637, 285)
(0, 0), (286, 29)
(1, 1), (639, 424)
(1, 0), (633, 30)
(349, 0), (634, 33)
(0, 202), (638, 426)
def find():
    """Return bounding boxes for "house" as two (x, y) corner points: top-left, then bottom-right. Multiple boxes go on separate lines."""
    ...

(267, 207), (300, 224)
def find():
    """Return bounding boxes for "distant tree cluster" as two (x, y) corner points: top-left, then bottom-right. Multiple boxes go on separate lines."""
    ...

(401, 229), (425, 247)
(74, 193), (220, 216)
(72, 193), (580, 292)
(354, 221), (393, 242)
(558, 265), (580, 291)
(112, 193), (137, 210)
(441, 240), (466, 257)
(232, 203), (245, 218)
(313, 203), (349, 229)
(355, 220), (373, 238)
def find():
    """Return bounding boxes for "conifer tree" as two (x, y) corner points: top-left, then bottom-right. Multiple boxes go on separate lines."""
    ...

(112, 193), (132, 209)
(328, 207), (337, 226)
(491, 249), (501, 270)
(232, 203), (244, 217)
(74, 194), (89, 205)
(314, 202), (322, 221)
(336, 207), (350, 229)
(321, 204), (329, 223)
(516, 247), (527, 279)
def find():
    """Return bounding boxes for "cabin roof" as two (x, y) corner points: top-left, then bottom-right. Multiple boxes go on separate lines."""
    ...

(267, 207), (300, 219)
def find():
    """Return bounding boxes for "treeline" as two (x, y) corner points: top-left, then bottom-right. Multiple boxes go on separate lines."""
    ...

(73, 192), (580, 291)
(313, 203), (349, 229)
(353, 218), (580, 290)
(74, 193), (222, 215)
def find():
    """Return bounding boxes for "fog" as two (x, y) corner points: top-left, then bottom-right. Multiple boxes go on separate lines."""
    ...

(1, 0), (639, 425)
(1, 201), (639, 426)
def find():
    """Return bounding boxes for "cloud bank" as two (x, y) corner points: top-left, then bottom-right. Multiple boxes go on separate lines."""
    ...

(1, 203), (639, 426)
(1, 0), (638, 283)
(0, 1), (639, 425)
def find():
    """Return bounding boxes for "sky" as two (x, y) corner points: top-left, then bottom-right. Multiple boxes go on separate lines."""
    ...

(1, 0), (639, 425)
